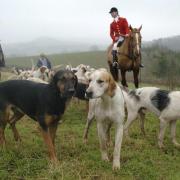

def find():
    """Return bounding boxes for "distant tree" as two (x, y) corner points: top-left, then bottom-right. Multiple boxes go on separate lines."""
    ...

(150, 47), (180, 89)
(0, 44), (5, 67)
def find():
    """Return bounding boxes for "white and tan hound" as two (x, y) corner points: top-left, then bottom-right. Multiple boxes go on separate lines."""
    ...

(84, 69), (125, 170)
(123, 87), (180, 148)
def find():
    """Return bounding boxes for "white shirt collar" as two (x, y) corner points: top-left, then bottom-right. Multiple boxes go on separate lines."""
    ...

(114, 16), (119, 22)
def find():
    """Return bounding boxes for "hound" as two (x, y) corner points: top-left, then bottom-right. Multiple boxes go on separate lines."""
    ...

(75, 64), (89, 84)
(73, 65), (92, 110)
(73, 69), (94, 102)
(26, 77), (48, 84)
(84, 69), (125, 170)
(123, 87), (180, 148)
(9, 61), (60, 82)
(8, 70), (33, 80)
(0, 70), (77, 163)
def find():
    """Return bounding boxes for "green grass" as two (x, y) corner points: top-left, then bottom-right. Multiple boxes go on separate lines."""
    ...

(0, 101), (180, 179)
(5, 51), (108, 68)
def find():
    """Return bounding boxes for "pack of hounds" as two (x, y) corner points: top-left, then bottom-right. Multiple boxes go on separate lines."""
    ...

(0, 64), (179, 170)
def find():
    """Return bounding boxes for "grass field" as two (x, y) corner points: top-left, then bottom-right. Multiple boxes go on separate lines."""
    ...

(5, 51), (107, 68)
(5, 51), (176, 87)
(5, 51), (154, 86)
(1, 54), (180, 179)
(0, 100), (179, 180)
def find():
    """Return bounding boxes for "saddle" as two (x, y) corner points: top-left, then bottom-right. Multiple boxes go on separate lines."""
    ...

(117, 39), (135, 60)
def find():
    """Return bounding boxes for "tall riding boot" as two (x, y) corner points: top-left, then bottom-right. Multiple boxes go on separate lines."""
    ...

(112, 50), (118, 67)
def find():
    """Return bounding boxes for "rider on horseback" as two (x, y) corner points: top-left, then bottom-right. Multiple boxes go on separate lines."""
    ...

(109, 7), (144, 68)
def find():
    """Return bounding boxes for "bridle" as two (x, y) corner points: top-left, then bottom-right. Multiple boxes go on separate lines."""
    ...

(129, 30), (142, 60)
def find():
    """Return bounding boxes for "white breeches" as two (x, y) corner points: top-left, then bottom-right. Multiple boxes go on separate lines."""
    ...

(113, 36), (124, 50)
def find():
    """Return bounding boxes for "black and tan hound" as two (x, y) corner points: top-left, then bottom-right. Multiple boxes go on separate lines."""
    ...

(0, 69), (77, 163)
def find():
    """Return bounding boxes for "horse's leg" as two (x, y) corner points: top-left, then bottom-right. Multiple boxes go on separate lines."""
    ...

(133, 69), (139, 88)
(120, 70), (128, 87)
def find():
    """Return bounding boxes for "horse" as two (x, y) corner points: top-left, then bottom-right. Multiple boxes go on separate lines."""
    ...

(107, 25), (142, 88)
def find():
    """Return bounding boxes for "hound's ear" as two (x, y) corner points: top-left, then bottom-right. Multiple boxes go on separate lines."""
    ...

(138, 25), (142, 31)
(107, 74), (116, 97)
(74, 75), (78, 89)
(129, 24), (133, 31)
(82, 67), (87, 73)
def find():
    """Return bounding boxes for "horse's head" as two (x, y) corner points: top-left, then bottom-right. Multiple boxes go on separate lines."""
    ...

(129, 25), (142, 58)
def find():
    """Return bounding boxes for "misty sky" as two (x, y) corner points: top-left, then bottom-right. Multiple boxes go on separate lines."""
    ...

(0, 0), (180, 44)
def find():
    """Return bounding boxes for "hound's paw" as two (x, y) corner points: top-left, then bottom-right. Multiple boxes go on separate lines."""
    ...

(83, 138), (88, 144)
(158, 142), (165, 149)
(173, 141), (180, 148)
(14, 136), (22, 143)
(141, 129), (146, 136)
(14, 140), (22, 148)
(49, 160), (60, 169)
(112, 161), (120, 171)
(123, 130), (129, 137)
(102, 154), (110, 162)
(50, 157), (59, 166)
(106, 140), (113, 147)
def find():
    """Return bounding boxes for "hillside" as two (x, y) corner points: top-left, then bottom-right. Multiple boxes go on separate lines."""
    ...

(143, 35), (180, 51)
(2, 35), (180, 58)
(2, 37), (107, 57)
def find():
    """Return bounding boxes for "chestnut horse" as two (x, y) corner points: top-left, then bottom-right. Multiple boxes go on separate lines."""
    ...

(107, 25), (142, 88)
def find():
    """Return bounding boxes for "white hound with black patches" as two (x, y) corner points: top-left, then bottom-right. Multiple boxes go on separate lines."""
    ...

(84, 69), (125, 170)
(123, 87), (180, 148)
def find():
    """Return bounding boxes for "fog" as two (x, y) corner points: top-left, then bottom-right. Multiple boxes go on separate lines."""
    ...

(1, 0), (180, 44)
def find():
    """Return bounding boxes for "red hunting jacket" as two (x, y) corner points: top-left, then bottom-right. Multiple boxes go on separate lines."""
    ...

(110, 17), (130, 42)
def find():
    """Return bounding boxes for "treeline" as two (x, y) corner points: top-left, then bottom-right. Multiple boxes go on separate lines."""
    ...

(140, 45), (180, 89)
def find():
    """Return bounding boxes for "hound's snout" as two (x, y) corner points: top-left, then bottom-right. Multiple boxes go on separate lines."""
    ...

(85, 91), (93, 98)
(68, 88), (75, 94)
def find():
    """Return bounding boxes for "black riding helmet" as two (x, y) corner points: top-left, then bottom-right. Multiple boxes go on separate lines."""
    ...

(109, 7), (118, 13)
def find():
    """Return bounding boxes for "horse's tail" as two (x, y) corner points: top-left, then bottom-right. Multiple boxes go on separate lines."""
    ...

(107, 44), (119, 82)
(107, 44), (113, 63)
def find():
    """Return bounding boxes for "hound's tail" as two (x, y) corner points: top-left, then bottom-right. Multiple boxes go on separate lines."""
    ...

(121, 88), (140, 116)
